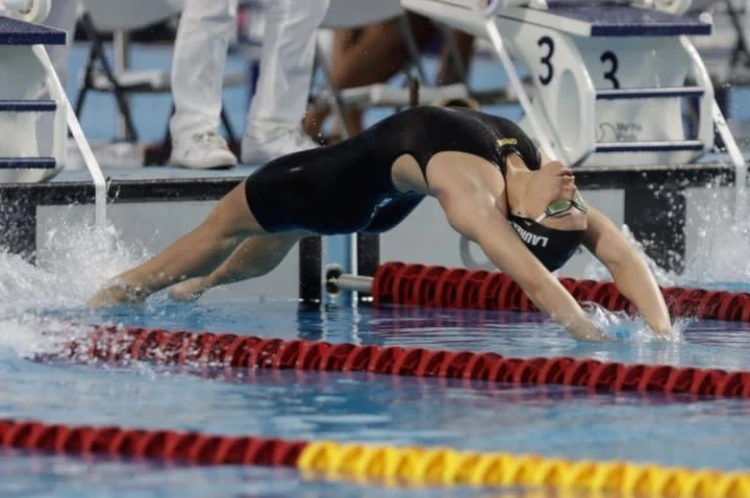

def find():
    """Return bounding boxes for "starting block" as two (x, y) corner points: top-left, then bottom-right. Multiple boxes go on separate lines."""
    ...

(0, 3), (66, 183)
(0, 1), (107, 225)
(402, 0), (744, 169)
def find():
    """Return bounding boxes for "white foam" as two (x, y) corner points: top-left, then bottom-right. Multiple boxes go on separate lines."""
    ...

(680, 186), (750, 284)
(583, 301), (690, 343)
(584, 185), (750, 288)
(0, 212), (148, 359)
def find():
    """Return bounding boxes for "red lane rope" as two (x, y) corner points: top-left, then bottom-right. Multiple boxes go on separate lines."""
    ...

(0, 418), (305, 466)
(48, 326), (750, 398)
(372, 262), (750, 322)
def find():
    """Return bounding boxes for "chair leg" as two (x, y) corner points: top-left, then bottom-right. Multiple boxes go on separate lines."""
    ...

(152, 103), (176, 166)
(73, 43), (97, 120)
(398, 14), (428, 84)
(220, 105), (238, 144)
(78, 12), (140, 142)
(314, 39), (352, 140)
(433, 21), (470, 87)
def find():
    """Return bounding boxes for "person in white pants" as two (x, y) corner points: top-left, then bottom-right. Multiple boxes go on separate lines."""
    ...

(169, 0), (330, 170)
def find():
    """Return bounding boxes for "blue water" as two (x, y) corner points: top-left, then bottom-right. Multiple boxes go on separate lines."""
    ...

(0, 37), (747, 496)
(0, 299), (746, 497)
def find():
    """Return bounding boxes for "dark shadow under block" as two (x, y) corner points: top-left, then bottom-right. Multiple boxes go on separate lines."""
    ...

(624, 185), (686, 274)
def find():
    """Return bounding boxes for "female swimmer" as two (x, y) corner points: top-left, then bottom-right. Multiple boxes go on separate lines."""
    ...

(88, 106), (672, 341)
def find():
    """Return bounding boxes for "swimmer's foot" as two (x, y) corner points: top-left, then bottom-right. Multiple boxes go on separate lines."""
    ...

(86, 283), (148, 308)
(168, 277), (207, 302)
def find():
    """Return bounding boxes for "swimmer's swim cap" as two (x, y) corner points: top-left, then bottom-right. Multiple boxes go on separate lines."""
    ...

(507, 214), (585, 271)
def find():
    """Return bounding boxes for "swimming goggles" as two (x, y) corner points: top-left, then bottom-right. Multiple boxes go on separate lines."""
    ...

(535, 194), (588, 223)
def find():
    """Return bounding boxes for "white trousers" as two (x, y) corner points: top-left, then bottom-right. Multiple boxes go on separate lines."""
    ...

(245, 0), (329, 133)
(170, 0), (329, 140)
(169, 0), (238, 139)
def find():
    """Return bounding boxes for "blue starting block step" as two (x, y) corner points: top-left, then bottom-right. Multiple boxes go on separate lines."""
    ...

(496, 1), (712, 37)
(0, 157), (56, 169)
(0, 16), (65, 45)
(596, 87), (704, 100)
(0, 99), (56, 112)
(595, 140), (704, 153)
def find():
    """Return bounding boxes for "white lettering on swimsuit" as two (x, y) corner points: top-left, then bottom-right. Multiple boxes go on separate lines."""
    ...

(510, 221), (549, 248)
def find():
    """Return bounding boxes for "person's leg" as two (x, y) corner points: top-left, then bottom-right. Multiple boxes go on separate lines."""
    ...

(168, 231), (303, 301)
(169, 0), (238, 170)
(436, 31), (475, 86)
(303, 27), (363, 140)
(241, 0), (330, 164)
(304, 13), (438, 139)
(87, 182), (264, 307)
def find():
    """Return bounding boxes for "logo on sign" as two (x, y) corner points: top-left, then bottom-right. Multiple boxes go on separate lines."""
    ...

(596, 121), (642, 142)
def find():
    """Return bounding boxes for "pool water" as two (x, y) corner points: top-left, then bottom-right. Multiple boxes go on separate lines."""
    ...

(0, 299), (748, 497)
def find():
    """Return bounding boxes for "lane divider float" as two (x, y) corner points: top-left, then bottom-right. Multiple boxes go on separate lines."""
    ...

(47, 326), (750, 398)
(0, 418), (746, 497)
(326, 262), (750, 322)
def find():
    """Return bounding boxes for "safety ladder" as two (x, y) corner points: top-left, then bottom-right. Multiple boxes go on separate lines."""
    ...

(0, 0), (106, 225)
(402, 0), (745, 171)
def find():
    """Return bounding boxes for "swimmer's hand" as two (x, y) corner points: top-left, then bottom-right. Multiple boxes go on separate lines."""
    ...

(566, 318), (610, 342)
(583, 302), (683, 342)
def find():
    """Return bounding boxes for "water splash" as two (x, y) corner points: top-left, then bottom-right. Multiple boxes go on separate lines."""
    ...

(583, 184), (750, 289)
(0, 214), (146, 315)
(0, 210), (148, 359)
(679, 186), (750, 286)
(583, 302), (689, 343)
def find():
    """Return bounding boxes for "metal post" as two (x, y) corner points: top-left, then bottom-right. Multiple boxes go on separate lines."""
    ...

(299, 236), (322, 306)
(326, 267), (374, 294)
(113, 30), (130, 141)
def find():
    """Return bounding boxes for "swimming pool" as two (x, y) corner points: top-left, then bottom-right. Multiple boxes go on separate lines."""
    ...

(0, 289), (746, 497)
(0, 33), (748, 498)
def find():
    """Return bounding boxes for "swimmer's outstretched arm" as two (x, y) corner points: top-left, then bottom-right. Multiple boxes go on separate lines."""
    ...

(582, 207), (672, 337)
(437, 189), (605, 341)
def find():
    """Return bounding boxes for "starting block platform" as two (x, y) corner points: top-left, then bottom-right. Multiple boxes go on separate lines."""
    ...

(0, 16), (64, 45)
(0, 14), (73, 186)
(499, 1), (711, 37)
(405, 0), (743, 173)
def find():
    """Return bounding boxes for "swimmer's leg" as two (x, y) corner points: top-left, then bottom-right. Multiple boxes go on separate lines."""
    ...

(87, 181), (267, 307)
(168, 231), (304, 301)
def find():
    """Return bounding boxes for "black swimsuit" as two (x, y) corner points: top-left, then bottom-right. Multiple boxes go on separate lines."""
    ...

(244, 106), (541, 235)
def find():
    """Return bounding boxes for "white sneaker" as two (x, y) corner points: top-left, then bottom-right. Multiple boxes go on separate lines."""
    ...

(241, 126), (319, 164)
(170, 131), (238, 170)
